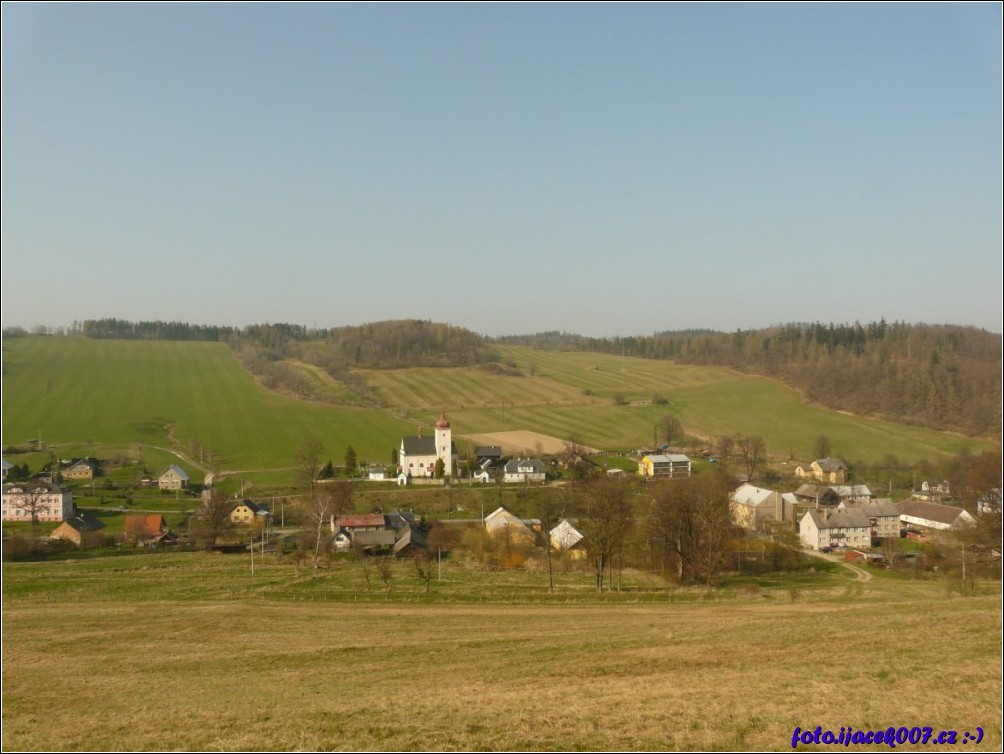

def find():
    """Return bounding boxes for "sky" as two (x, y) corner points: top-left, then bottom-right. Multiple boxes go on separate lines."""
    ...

(2, 3), (1001, 337)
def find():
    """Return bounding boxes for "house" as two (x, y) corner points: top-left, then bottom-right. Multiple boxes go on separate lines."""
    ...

(367, 467), (390, 481)
(503, 458), (546, 483)
(799, 508), (871, 551)
(63, 458), (97, 480)
(123, 514), (170, 545)
(399, 410), (458, 478)
(730, 483), (783, 531)
(896, 500), (977, 533)
(159, 464), (190, 490)
(484, 506), (536, 545)
(2, 482), (74, 522)
(1, 459), (12, 481)
(838, 499), (901, 541)
(50, 513), (106, 548)
(637, 454), (692, 479)
(795, 457), (848, 484)
(229, 500), (270, 527)
(549, 519), (586, 559)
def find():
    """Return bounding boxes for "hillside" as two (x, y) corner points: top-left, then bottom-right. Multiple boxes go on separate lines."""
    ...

(497, 322), (1003, 438)
(1, 336), (988, 477)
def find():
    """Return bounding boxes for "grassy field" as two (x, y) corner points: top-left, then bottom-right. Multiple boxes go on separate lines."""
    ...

(2, 336), (989, 483)
(2, 552), (1000, 751)
(1, 336), (413, 474)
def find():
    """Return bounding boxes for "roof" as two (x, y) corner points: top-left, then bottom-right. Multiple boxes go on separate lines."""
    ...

(504, 458), (546, 473)
(814, 457), (848, 472)
(435, 409), (450, 429)
(236, 500), (270, 515)
(59, 513), (105, 533)
(123, 514), (167, 537)
(844, 499), (899, 518)
(644, 454), (691, 464)
(475, 446), (503, 458)
(801, 508), (870, 530)
(161, 464), (190, 481)
(401, 436), (437, 456)
(731, 483), (777, 507)
(3, 481), (65, 494)
(334, 514), (387, 529)
(550, 519), (584, 550)
(484, 507), (533, 535)
(896, 499), (972, 526)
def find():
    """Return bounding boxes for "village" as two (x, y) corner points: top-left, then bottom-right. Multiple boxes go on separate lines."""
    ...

(2, 408), (994, 586)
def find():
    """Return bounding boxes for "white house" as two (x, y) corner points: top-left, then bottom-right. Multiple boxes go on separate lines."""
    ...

(799, 508), (871, 551)
(503, 458), (546, 483)
(159, 464), (190, 491)
(2, 482), (74, 522)
(399, 410), (458, 478)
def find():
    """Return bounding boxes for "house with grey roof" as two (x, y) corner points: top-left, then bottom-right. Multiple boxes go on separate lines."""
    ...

(799, 508), (871, 551)
(159, 464), (190, 490)
(503, 458), (547, 483)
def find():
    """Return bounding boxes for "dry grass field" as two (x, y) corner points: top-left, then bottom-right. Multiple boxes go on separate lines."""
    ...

(2, 553), (1001, 752)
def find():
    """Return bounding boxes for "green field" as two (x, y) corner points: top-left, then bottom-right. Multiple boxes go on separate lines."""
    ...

(2, 552), (1000, 751)
(1, 336), (988, 482)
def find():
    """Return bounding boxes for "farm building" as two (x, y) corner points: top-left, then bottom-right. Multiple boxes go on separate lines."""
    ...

(637, 454), (692, 479)
(159, 464), (190, 490)
(896, 500), (977, 533)
(51, 513), (106, 548)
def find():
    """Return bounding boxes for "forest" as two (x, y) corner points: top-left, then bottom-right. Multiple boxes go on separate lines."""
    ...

(498, 321), (1002, 438)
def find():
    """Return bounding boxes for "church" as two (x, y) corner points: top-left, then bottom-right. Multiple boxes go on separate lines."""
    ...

(399, 410), (458, 478)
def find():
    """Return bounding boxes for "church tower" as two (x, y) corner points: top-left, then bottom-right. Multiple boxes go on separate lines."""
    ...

(435, 409), (453, 476)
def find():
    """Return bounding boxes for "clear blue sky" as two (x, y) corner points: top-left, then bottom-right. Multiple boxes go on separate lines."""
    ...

(2, 3), (1001, 336)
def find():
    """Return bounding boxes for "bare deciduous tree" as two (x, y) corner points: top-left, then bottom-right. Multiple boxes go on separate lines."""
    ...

(650, 472), (733, 585)
(735, 434), (767, 483)
(192, 487), (235, 549)
(578, 477), (635, 593)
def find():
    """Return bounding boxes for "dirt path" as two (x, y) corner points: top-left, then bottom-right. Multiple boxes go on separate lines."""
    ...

(805, 548), (873, 583)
